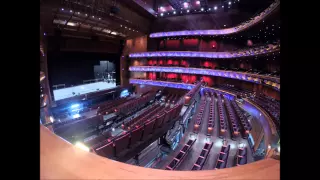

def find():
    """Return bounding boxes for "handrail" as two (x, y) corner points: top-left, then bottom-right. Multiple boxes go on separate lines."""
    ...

(129, 46), (280, 59)
(40, 125), (279, 179)
(129, 66), (280, 88)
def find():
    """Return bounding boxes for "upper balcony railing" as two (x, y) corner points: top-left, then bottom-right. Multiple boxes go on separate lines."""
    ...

(149, 0), (280, 38)
(129, 66), (280, 89)
(129, 44), (279, 59)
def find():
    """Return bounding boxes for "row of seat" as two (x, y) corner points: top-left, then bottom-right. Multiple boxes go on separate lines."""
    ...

(123, 103), (161, 129)
(231, 101), (252, 138)
(165, 139), (197, 170)
(249, 97), (280, 130)
(52, 115), (87, 129)
(216, 85), (253, 98)
(184, 81), (203, 105)
(116, 92), (156, 115)
(191, 142), (213, 170)
(193, 96), (207, 133)
(223, 98), (241, 139)
(235, 147), (247, 166)
(207, 93), (215, 135)
(91, 103), (184, 158)
(129, 104), (165, 129)
(214, 144), (231, 169)
(217, 94), (228, 136)
(54, 115), (104, 137)
(97, 96), (135, 115)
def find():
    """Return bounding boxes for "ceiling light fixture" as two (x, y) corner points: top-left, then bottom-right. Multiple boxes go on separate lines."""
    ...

(214, 6), (217, 10)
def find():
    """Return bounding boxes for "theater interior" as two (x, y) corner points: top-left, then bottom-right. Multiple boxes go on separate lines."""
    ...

(40, 0), (280, 179)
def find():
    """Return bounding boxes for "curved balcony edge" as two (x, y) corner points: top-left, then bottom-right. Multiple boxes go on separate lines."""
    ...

(129, 48), (280, 59)
(40, 125), (279, 179)
(129, 66), (280, 90)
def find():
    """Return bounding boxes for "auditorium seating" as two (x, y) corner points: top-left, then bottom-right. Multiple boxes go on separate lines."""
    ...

(207, 92), (215, 135)
(114, 132), (130, 155)
(191, 142), (213, 170)
(214, 145), (231, 169)
(193, 95), (207, 133)
(217, 94), (227, 137)
(235, 147), (247, 166)
(54, 115), (104, 137)
(216, 85), (253, 98)
(184, 81), (203, 105)
(223, 97), (241, 139)
(165, 139), (197, 170)
(97, 96), (134, 114)
(116, 91), (156, 115)
(91, 139), (115, 158)
(231, 101), (252, 138)
(249, 94), (280, 131)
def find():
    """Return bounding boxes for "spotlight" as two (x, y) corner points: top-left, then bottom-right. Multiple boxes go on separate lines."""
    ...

(92, 16), (94, 18)
(99, 17), (101, 20)
(183, 2), (189, 8)
(85, 14), (88, 16)
(214, 6), (217, 10)
(187, 9), (190, 13)
(61, 8), (64, 11)
(160, 13), (164, 16)
(208, 8), (211, 10)
(43, 33), (46, 36)
(229, 1), (232, 5)
(196, 1), (200, 5)
(201, 8), (204, 11)
(222, 5), (224, 8)
(224, 24), (226, 27)
(278, 146), (280, 153)
(75, 142), (90, 152)
(70, 10), (73, 12)
(173, 11), (176, 14)
(112, 128), (115, 131)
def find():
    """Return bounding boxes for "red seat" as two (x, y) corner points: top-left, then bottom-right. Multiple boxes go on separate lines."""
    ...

(114, 133), (130, 156)
(142, 118), (156, 141)
(93, 141), (114, 158)
(129, 126), (143, 147)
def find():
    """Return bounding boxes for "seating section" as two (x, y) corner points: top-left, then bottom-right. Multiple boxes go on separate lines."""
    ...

(97, 96), (134, 115)
(90, 103), (183, 158)
(116, 91), (156, 115)
(214, 145), (231, 169)
(207, 92), (215, 135)
(249, 93), (280, 132)
(223, 97), (241, 139)
(193, 95), (207, 133)
(217, 94), (227, 137)
(216, 84), (253, 98)
(191, 142), (213, 170)
(235, 147), (247, 166)
(54, 115), (104, 137)
(231, 101), (252, 138)
(52, 115), (87, 129)
(165, 139), (197, 170)
(184, 81), (203, 105)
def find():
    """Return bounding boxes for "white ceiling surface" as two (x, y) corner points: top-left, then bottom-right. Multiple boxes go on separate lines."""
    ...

(53, 81), (116, 101)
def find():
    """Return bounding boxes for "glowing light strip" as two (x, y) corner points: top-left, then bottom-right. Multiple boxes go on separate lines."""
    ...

(150, 1), (280, 38)
(129, 48), (279, 59)
(129, 79), (237, 96)
(129, 66), (280, 84)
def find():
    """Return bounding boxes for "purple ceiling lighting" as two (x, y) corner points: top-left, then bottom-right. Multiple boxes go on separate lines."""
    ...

(129, 45), (280, 59)
(150, 1), (280, 38)
(129, 66), (280, 89)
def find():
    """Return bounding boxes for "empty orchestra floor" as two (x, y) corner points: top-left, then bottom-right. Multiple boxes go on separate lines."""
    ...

(140, 95), (254, 170)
